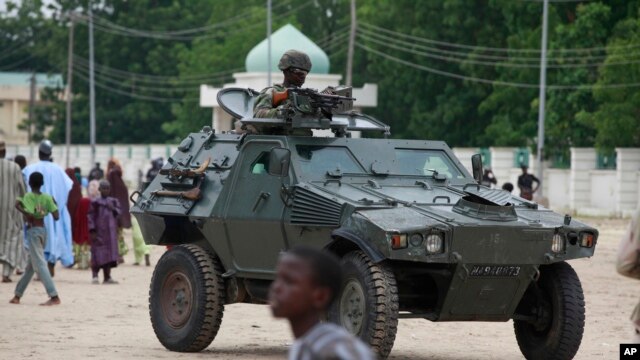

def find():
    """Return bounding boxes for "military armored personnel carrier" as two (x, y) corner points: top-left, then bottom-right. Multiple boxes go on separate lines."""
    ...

(131, 87), (598, 359)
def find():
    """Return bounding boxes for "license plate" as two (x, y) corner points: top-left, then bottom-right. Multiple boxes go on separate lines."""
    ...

(470, 265), (521, 277)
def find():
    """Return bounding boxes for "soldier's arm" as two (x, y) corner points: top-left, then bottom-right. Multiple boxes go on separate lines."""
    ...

(532, 175), (541, 192)
(253, 90), (279, 118)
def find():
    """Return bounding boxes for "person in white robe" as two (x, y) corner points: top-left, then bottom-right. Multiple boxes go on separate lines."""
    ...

(0, 141), (26, 282)
(22, 140), (74, 273)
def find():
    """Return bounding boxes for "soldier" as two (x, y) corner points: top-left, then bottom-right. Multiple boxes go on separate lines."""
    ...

(253, 49), (311, 119)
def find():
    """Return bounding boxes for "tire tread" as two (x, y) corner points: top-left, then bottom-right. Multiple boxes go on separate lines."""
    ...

(149, 244), (225, 352)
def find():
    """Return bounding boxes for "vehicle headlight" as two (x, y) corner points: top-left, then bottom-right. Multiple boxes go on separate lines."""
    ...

(409, 233), (423, 247)
(425, 233), (443, 254)
(551, 233), (565, 253)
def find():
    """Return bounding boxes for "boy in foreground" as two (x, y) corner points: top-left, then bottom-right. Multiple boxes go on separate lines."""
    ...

(269, 246), (375, 360)
(10, 172), (61, 306)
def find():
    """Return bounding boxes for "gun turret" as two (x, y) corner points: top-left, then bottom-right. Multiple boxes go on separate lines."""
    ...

(216, 87), (391, 137)
(272, 86), (355, 117)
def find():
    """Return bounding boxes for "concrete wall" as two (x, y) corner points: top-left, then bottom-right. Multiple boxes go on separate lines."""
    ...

(451, 147), (477, 174)
(587, 170), (617, 216)
(547, 169), (570, 213)
(5, 144), (175, 189)
(617, 148), (640, 216)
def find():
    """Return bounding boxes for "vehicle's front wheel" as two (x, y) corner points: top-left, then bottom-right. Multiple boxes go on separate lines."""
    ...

(328, 250), (399, 359)
(149, 244), (225, 352)
(514, 261), (585, 360)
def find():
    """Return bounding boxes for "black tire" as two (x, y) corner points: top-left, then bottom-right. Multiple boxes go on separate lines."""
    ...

(328, 250), (399, 359)
(514, 261), (585, 360)
(149, 244), (225, 352)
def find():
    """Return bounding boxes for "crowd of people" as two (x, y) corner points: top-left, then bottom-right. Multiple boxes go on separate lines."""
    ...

(0, 139), (154, 305)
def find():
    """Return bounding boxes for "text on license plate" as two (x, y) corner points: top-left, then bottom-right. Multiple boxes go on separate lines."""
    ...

(470, 265), (521, 277)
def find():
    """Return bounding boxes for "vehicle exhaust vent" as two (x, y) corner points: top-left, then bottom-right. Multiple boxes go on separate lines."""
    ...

(291, 186), (342, 226)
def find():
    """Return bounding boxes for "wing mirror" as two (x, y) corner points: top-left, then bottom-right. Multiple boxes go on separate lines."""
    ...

(471, 154), (483, 184)
(268, 147), (291, 177)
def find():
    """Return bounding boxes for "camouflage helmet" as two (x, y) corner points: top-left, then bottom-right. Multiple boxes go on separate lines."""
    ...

(278, 49), (312, 72)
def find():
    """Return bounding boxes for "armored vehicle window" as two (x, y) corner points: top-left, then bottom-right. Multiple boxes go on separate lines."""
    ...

(394, 149), (463, 179)
(295, 145), (364, 176)
(251, 152), (270, 174)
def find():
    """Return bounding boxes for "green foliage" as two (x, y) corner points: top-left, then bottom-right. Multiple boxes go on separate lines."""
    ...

(577, 5), (640, 150)
(2, 0), (640, 153)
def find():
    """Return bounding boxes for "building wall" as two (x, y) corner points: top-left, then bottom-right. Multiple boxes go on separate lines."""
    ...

(547, 169), (570, 213)
(588, 170), (617, 215)
(0, 97), (30, 145)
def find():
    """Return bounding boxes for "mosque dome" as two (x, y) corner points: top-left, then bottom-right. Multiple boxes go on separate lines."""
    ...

(245, 24), (330, 74)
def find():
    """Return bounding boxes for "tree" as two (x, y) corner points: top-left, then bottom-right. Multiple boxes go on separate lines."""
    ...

(577, 4), (640, 150)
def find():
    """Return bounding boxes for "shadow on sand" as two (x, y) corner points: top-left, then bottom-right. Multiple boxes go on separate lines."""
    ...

(201, 345), (288, 358)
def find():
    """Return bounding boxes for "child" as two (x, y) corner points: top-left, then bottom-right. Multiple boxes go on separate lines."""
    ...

(131, 217), (151, 266)
(10, 172), (61, 306)
(88, 180), (120, 284)
(268, 246), (374, 360)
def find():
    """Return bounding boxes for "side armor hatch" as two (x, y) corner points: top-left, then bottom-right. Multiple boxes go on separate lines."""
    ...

(217, 87), (260, 120)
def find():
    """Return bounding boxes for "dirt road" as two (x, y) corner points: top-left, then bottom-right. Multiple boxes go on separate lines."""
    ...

(0, 217), (635, 359)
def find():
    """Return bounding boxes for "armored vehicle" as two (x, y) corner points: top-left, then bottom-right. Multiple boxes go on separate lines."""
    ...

(131, 87), (598, 359)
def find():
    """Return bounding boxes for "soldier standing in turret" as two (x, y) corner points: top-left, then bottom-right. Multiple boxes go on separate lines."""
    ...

(253, 49), (311, 119)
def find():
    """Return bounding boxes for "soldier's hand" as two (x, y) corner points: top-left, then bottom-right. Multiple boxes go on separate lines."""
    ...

(276, 104), (293, 118)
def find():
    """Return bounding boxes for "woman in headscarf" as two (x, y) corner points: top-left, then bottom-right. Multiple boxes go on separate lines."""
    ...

(106, 158), (131, 263)
(65, 169), (89, 270)
(65, 169), (82, 267)
(65, 168), (82, 227)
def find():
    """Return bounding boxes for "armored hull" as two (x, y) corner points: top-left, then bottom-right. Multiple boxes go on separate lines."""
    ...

(132, 89), (597, 359)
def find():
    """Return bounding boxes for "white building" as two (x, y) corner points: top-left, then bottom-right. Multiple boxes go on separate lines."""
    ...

(0, 72), (64, 145)
(199, 24), (378, 134)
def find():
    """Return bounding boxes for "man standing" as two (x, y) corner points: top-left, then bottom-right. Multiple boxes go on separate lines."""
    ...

(0, 141), (26, 282)
(517, 165), (540, 201)
(22, 140), (74, 273)
(88, 162), (104, 181)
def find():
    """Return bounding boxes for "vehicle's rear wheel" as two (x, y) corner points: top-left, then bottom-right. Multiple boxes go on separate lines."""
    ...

(149, 244), (225, 352)
(328, 250), (399, 359)
(514, 261), (585, 360)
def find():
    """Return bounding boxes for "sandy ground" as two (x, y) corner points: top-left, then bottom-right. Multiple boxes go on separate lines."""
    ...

(0, 217), (636, 359)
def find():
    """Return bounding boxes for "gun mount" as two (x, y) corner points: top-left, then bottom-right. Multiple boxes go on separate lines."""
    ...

(216, 87), (391, 137)
(272, 86), (355, 116)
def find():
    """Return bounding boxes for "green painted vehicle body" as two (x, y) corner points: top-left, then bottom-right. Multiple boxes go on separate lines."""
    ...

(134, 87), (597, 358)
(131, 130), (597, 321)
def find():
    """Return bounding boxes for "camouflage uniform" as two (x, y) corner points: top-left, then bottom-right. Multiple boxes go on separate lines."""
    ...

(253, 83), (288, 119)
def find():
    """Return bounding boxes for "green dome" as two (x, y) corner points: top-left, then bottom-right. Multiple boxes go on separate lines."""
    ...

(245, 24), (330, 74)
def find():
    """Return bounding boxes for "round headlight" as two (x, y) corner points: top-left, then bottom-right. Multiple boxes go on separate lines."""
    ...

(551, 233), (564, 253)
(409, 233), (423, 247)
(425, 233), (443, 254)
